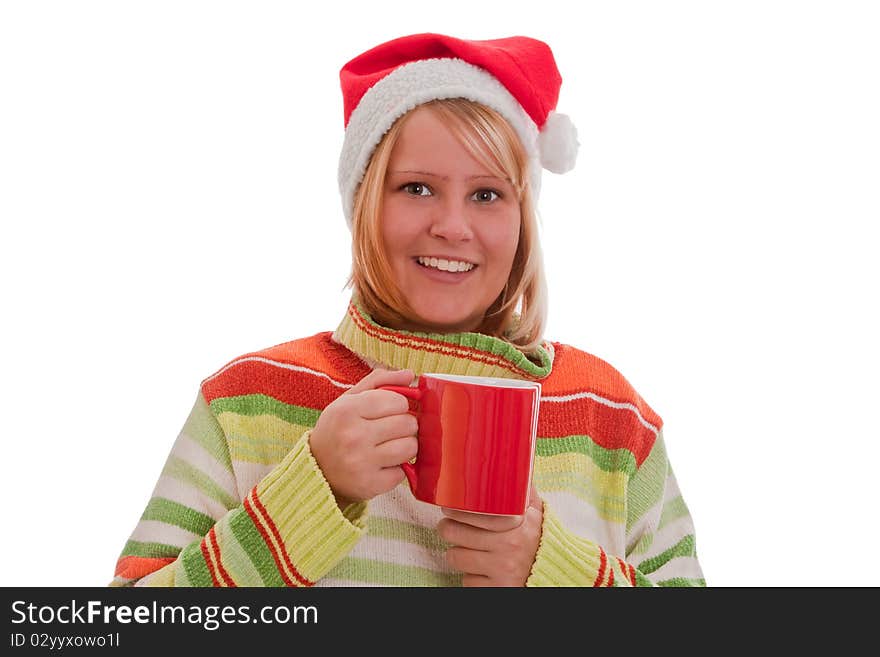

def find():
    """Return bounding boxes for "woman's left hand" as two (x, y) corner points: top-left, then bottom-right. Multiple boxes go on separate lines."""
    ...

(438, 485), (544, 587)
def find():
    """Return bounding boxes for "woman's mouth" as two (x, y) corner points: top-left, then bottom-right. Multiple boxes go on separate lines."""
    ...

(413, 257), (478, 282)
(415, 256), (476, 272)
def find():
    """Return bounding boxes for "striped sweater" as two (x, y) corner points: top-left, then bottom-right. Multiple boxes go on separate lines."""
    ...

(111, 300), (705, 587)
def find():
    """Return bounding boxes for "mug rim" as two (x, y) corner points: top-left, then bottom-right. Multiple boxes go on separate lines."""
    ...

(421, 373), (541, 390)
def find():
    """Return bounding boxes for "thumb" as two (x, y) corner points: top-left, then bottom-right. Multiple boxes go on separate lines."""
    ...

(346, 367), (415, 396)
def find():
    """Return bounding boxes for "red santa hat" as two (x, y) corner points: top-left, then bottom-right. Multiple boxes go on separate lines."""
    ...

(337, 33), (579, 227)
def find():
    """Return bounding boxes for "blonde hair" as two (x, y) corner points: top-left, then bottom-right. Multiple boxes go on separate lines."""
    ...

(344, 98), (548, 355)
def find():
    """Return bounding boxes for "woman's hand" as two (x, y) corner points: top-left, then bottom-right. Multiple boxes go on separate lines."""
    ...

(438, 485), (544, 587)
(309, 368), (418, 508)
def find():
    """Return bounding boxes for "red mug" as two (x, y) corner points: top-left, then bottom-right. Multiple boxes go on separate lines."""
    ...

(380, 373), (541, 516)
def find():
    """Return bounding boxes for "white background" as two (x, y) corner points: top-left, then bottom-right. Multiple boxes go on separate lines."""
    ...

(1, 1), (877, 587)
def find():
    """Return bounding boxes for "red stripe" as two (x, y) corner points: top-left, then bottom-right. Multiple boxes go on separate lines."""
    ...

(593, 547), (607, 587)
(200, 329), (370, 407)
(538, 396), (657, 466)
(208, 527), (236, 587)
(607, 566), (615, 588)
(199, 537), (221, 587)
(249, 489), (313, 587)
(615, 557), (629, 587)
(202, 359), (348, 409)
(628, 563), (637, 587)
(243, 494), (297, 587)
(202, 333), (365, 386)
(245, 486), (314, 586)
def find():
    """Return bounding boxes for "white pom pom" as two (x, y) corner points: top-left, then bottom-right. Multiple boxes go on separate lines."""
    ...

(538, 111), (579, 174)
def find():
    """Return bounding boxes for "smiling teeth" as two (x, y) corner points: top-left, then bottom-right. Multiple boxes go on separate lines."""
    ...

(417, 257), (476, 273)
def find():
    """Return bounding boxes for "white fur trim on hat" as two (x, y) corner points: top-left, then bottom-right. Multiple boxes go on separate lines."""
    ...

(338, 57), (544, 228)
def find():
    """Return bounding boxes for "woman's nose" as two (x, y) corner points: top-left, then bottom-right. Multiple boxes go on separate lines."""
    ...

(428, 199), (474, 241)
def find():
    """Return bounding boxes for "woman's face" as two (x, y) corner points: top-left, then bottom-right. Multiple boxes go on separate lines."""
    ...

(381, 106), (521, 334)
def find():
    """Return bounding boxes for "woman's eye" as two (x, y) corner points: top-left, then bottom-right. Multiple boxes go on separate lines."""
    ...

(472, 189), (500, 203)
(403, 183), (432, 197)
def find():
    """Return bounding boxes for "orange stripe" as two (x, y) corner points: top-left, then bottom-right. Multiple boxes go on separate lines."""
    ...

(201, 333), (369, 396)
(207, 527), (236, 587)
(204, 335), (341, 382)
(200, 536), (221, 587)
(260, 332), (370, 383)
(243, 493), (297, 587)
(593, 547), (607, 587)
(114, 556), (175, 580)
(249, 488), (313, 586)
(201, 333), (368, 405)
(541, 344), (662, 428)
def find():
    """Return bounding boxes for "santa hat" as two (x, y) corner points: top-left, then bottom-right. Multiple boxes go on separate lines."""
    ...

(337, 33), (579, 227)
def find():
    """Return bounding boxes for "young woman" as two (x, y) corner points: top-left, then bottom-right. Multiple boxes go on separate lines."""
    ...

(112, 33), (705, 587)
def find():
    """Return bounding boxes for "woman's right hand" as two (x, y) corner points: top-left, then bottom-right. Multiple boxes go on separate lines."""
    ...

(309, 368), (418, 508)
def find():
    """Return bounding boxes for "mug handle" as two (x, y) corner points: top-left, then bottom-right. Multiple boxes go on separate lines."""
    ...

(378, 385), (423, 402)
(377, 385), (423, 491)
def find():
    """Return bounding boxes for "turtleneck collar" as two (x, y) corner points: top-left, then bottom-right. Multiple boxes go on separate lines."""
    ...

(331, 299), (554, 381)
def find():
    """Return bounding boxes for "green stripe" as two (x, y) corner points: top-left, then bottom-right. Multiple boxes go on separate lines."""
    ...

(141, 498), (215, 536)
(657, 577), (706, 587)
(637, 535), (697, 575)
(626, 433), (667, 531)
(162, 456), (238, 509)
(211, 394), (320, 427)
(327, 557), (461, 587)
(366, 517), (449, 552)
(229, 507), (285, 587)
(179, 541), (214, 587)
(184, 392), (233, 473)
(536, 435), (638, 475)
(658, 495), (690, 530)
(634, 569), (654, 587)
(121, 539), (182, 559)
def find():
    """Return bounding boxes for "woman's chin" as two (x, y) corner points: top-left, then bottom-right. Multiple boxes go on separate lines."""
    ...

(403, 308), (480, 334)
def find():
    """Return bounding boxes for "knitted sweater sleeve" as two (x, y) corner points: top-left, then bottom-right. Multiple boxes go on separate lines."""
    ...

(110, 390), (366, 586)
(526, 429), (705, 587)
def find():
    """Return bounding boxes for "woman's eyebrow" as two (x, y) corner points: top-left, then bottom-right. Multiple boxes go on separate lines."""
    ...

(389, 169), (505, 182)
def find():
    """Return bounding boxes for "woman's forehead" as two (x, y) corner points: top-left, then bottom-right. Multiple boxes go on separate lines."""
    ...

(389, 108), (504, 179)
